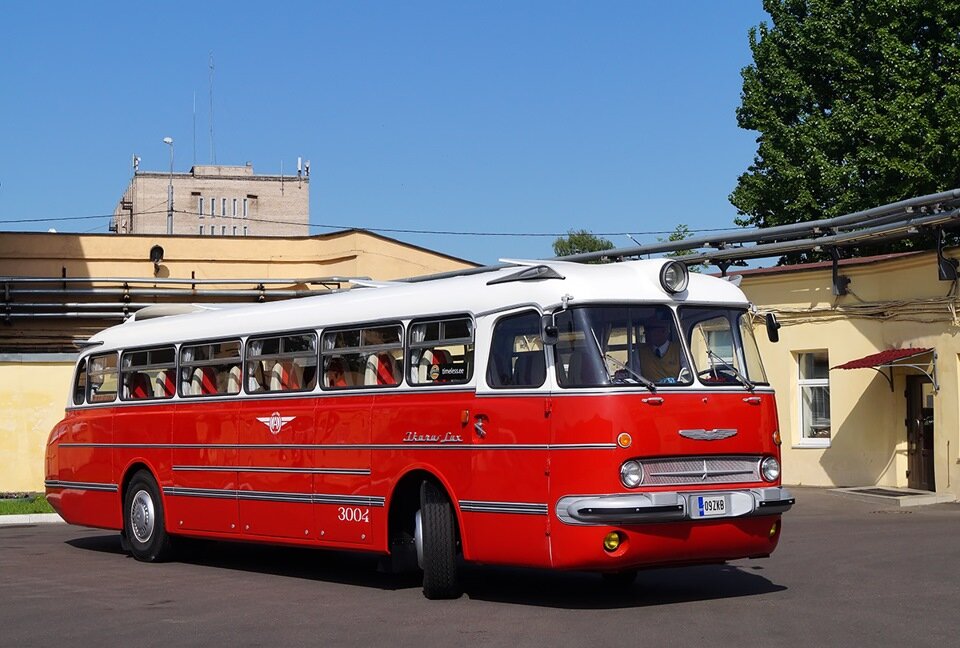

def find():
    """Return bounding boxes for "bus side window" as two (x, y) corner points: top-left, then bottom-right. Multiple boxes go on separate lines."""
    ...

(87, 353), (119, 402)
(408, 316), (474, 386)
(121, 346), (176, 401)
(180, 340), (241, 397)
(72, 358), (88, 405)
(487, 311), (546, 389)
(245, 332), (318, 394)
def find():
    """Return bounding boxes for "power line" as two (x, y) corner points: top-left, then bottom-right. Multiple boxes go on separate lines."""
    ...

(0, 207), (739, 238)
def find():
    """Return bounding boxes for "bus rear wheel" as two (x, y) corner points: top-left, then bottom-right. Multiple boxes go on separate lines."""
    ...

(123, 470), (173, 562)
(417, 481), (462, 599)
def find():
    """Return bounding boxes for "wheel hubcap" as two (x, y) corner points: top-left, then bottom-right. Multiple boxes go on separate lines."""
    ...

(130, 489), (155, 544)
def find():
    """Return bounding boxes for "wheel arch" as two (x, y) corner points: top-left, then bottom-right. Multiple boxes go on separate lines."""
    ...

(387, 466), (466, 556)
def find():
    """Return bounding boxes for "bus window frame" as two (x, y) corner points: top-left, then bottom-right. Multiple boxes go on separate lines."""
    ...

(486, 309), (547, 390)
(119, 345), (178, 402)
(86, 351), (119, 403)
(320, 321), (405, 390)
(178, 338), (243, 398)
(407, 315), (475, 387)
(244, 330), (319, 394)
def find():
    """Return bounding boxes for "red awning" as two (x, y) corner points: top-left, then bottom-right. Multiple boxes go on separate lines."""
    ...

(834, 348), (932, 370)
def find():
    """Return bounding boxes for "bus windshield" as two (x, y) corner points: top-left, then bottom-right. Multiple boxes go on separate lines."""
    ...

(554, 305), (693, 388)
(679, 306), (769, 386)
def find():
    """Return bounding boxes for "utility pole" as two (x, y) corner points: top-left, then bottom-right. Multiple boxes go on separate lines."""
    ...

(163, 137), (174, 234)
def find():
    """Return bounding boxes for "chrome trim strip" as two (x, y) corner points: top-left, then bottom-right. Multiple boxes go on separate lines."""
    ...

(62, 442), (616, 451)
(44, 479), (118, 493)
(459, 500), (548, 515)
(162, 486), (385, 507)
(173, 466), (371, 475)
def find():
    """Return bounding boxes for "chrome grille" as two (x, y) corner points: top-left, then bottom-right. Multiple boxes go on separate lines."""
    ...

(640, 455), (760, 486)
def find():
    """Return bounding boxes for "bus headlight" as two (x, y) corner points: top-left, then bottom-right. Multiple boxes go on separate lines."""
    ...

(659, 260), (689, 294)
(620, 460), (643, 488)
(761, 457), (781, 482)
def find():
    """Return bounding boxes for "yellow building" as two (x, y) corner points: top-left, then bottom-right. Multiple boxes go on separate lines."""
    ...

(740, 249), (960, 498)
(0, 230), (476, 492)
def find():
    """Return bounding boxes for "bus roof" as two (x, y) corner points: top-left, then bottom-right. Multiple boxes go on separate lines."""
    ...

(86, 259), (750, 351)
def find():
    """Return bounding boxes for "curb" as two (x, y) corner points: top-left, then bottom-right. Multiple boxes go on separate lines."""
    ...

(0, 513), (65, 526)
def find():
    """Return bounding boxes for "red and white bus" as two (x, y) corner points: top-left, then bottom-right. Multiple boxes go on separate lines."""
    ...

(46, 258), (792, 598)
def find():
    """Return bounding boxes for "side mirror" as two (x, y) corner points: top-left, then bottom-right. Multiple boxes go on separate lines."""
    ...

(540, 314), (559, 346)
(765, 313), (781, 343)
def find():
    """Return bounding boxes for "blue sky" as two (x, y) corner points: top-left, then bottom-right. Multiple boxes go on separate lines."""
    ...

(0, 1), (770, 265)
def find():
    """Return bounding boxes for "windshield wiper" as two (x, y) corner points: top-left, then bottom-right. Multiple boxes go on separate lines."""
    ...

(604, 353), (657, 392)
(705, 349), (755, 391)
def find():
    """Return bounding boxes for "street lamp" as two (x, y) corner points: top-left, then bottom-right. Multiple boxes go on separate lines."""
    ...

(163, 137), (174, 235)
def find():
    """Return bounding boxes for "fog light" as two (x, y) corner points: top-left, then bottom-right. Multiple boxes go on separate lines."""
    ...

(761, 456), (781, 482)
(769, 521), (779, 538)
(603, 531), (622, 552)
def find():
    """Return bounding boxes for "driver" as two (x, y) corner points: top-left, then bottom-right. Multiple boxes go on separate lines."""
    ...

(637, 322), (682, 382)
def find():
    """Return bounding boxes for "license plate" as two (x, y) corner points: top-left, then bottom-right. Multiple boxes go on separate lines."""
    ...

(693, 495), (727, 518)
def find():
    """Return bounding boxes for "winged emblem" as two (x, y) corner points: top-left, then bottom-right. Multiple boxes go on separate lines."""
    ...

(257, 412), (296, 435)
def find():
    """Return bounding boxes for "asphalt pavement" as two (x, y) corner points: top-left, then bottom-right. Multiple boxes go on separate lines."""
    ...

(1, 487), (958, 647)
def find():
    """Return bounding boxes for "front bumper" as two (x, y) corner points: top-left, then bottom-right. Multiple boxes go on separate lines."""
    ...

(555, 486), (794, 525)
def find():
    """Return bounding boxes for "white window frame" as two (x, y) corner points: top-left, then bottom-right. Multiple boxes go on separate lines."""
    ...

(211, 197), (217, 217)
(243, 198), (248, 218)
(198, 196), (204, 217)
(199, 225), (204, 235)
(796, 350), (831, 448)
(232, 198), (238, 217)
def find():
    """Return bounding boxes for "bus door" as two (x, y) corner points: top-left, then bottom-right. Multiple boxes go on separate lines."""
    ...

(467, 310), (551, 567)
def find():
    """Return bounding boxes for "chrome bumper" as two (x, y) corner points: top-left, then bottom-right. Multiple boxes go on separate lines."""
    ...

(555, 487), (794, 525)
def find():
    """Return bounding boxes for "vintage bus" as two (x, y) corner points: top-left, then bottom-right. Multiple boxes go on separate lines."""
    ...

(45, 258), (793, 599)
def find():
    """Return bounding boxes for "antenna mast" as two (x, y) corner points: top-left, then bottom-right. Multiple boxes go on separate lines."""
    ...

(208, 52), (216, 164)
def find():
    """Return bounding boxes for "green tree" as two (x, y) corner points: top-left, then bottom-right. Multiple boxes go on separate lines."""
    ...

(552, 229), (615, 260)
(731, 0), (960, 261)
(660, 224), (705, 272)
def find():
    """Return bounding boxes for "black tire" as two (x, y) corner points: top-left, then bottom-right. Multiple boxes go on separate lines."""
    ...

(419, 481), (461, 599)
(123, 470), (174, 562)
(601, 569), (638, 588)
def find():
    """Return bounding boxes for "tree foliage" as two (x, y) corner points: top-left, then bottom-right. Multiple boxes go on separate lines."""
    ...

(731, 0), (960, 260)
(552, 229), (615, 260)
(660, 224), (705, 272)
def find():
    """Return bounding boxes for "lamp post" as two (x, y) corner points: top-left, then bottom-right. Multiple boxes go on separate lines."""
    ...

(163, 137), (174, 234)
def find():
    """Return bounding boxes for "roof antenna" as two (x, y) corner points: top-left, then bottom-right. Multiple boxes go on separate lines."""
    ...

(208, 52), (216, 164)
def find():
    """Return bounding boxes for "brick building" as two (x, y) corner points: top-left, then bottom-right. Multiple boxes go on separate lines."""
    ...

(113, 163), (309, 237)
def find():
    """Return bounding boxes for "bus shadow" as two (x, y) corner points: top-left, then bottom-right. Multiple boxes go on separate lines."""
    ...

(67, 533), (785, 608)
(459, 563), (786, 609)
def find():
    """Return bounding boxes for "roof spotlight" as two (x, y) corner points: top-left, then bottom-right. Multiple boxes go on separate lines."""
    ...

(659, 260), (689, 294)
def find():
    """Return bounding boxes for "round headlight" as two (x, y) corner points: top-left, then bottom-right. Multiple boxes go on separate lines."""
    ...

(761, 456), (781, 482)
(659, 260), (689, 294)
(620, 460), (643, 488)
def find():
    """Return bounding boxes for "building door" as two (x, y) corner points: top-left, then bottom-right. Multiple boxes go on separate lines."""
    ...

(905, 376), (935, 491)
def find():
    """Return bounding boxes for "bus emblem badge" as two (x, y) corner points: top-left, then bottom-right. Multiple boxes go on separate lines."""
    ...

(257, 412), (296, 435)
(678, 428), (738, 441)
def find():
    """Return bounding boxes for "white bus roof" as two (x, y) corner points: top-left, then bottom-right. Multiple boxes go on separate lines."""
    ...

(86, 259), (750, 352)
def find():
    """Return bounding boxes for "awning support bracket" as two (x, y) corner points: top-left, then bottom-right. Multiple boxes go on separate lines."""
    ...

(868, 351), (939, 393)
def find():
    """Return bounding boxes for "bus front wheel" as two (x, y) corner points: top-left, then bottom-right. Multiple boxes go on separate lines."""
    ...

(123, 470), (173, 562)
(417, 481), (462, 599)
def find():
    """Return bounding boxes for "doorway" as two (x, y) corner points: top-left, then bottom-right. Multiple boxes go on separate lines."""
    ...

(905, 375), (935, 491)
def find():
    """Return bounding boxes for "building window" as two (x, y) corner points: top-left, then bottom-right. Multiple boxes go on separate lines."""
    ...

(199, 225), (204, 235)
(198, 196), (204, 217)
(232, 226), (237, 236)
(243, 198), (248, 218)
(798, 351), (831, 446)
(233, 198), (238, 217)
(222, 198), (227, 216)
(222, 225), (227, 236)
(211, 197), (217, 217)
(243, 226), (248, 236)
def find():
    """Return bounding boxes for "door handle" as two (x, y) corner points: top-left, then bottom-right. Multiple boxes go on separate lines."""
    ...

(474, 414), (488, 438)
